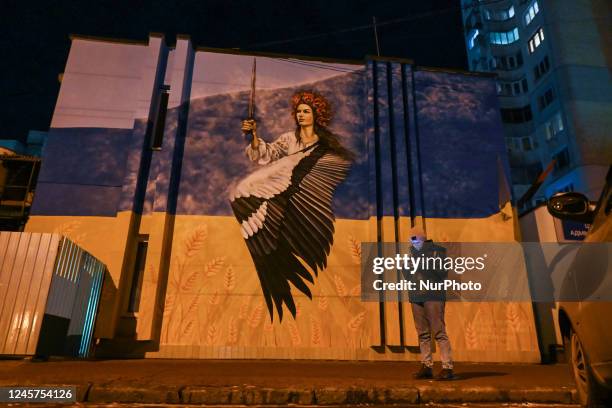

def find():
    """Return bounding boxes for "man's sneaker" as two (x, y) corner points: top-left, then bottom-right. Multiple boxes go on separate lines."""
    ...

(436, 368), (455, 380)
(413, 364), (433, 379)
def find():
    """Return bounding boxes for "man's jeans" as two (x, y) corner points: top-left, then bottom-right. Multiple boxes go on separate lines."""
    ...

(411, 301), (453, 369)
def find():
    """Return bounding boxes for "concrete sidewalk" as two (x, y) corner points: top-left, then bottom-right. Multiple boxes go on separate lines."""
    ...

(0, 359), (578, 405)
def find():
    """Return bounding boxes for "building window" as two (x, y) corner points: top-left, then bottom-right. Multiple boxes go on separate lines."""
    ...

(468, 29), (480, 50)
(538, 88), (555, 111)
(528, 27), (545, 53)
(500, 105), (533, 123)
(544, 111), (564, 141)
(490, 27), (520, 45)
(508, 56), (516, 68)
(151, 85), (170, 150)
(492, 51), (524, 71)
(553, 147), (570, 171)
(533, 55), (550, 81)
(485, 5), (515, 21)
(522, 136), (533, 151)
(497, 77), (529, 96)
(524, 1), (540, 26)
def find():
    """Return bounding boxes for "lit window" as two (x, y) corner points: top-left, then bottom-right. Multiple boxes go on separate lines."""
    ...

(528, 27), (545, 53)
(468, 29), (480, 49)
(525, 1), (540, 26)
(544, 112), (564, 141)
(490, 28), (519, 45)
(555, 112), (564, 131)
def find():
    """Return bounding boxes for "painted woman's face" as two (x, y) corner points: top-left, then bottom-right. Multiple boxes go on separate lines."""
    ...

(296, 104), (314, 127)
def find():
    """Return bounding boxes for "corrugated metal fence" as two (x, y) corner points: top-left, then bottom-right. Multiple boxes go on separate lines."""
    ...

(0, 232), (105, 357)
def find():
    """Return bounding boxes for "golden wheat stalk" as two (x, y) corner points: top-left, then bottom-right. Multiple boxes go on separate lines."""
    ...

(238, 300), (249, 320)
(184, 225), (208, 259)
(54, 221), (81, 236)
(249, 302), (263, 328)
(350, 284), (361, 297)
(163, 294), (175, 316)
(310, 317), (322, 346)
(289, 321), (301, 346)
(348, 311), (366, 331)
(207, 323), (219, 346)
(181, 268), (201, 292)
(224, 265), (236, 291)
(318, 296), (329, 311)
(205, 257), (226, 277)
(227, 318), (238, 345)
(506, 303), (521, 332)
(334, 275), (347, 298)
(347, 235), (362, 263)
(465, 319), (479, 349)
(186, 291), (201, 316)
(208, 291), (220, 306)
(183, 320), (194, 336)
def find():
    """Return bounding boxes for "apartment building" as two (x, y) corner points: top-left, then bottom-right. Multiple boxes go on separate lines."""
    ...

(462, 0), (611, 211)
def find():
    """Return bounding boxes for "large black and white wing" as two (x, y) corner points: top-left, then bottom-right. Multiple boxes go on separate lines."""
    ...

(229, 144), (350, 321)
(282, 150), (351, 275)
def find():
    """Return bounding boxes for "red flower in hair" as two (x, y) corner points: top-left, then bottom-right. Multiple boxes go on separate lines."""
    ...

(291, 91), (332, 127)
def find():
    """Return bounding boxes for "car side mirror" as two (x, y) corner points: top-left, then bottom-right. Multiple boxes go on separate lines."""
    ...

(547, 192), (595, 223)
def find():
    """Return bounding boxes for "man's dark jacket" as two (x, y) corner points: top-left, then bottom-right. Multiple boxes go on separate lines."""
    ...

(404, 240), (448, 303)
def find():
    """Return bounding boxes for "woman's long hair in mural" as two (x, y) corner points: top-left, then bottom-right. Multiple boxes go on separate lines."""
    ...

(230, 90), (353, 321)
(291, 91), (355, 162)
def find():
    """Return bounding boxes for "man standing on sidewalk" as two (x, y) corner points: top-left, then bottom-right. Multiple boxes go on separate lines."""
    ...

(407, 228), (455, 380)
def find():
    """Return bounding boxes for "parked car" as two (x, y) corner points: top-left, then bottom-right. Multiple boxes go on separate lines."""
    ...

(547, 166), (611, 407)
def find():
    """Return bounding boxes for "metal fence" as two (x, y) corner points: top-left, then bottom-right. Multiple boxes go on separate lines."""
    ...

(0, 232), (105, 357)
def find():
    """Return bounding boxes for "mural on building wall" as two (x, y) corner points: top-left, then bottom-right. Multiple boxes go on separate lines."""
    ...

(25, 38), (539, 360)
(231, 89), (353, 320)
(161, 52), (373, 351)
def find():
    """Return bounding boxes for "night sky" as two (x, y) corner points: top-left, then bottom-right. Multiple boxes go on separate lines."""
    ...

(2, 0), (466, 142)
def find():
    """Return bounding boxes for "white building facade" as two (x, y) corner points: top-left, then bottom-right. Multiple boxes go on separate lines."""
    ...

(462, 0), (611, 211)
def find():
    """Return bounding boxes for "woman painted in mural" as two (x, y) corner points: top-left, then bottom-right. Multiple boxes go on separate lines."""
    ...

(229, 90), (353, 321)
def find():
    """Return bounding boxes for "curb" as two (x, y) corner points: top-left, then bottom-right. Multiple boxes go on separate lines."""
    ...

(8, 384), (578, 405)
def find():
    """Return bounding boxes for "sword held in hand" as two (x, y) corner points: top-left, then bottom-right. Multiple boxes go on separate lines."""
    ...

(243, 58), (257, 142)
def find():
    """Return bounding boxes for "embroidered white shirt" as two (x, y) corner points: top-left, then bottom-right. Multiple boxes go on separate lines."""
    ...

(245, 131), (319, 165)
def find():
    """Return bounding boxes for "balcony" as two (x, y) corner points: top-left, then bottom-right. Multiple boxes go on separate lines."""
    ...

(0, 155), (41, 231)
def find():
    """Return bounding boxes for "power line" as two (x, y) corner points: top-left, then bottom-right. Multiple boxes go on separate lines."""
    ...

(271, 58), (357, 73)
(244, 2), (609, 50)
(246, 6), (460, 49)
